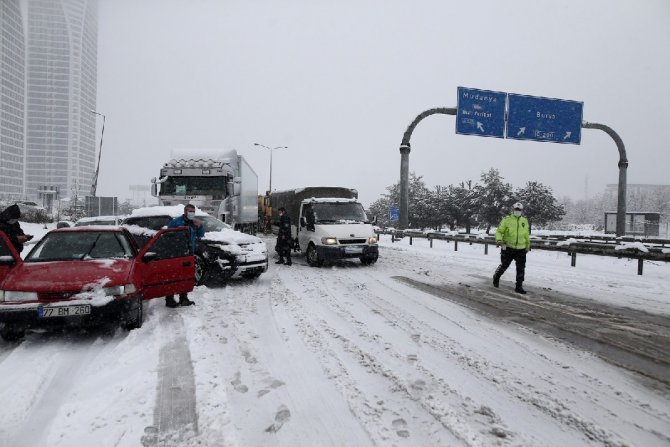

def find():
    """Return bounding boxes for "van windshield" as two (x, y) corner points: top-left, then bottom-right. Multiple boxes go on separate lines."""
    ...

(310, 202), (367, 224)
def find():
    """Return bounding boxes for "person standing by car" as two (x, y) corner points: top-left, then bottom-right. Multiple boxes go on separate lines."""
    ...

(165, 204), (204, 307)
(275, 207), (292, 266)
(0, 204), (33, 255)
(493, 202), (531, 294)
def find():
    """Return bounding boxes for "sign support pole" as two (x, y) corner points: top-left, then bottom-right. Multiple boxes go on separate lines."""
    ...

(398, 108), (456, 229)
(582, 122), (628, 237)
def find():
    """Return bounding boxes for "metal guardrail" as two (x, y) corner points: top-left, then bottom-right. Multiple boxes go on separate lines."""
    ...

(376, 230), (670, 275)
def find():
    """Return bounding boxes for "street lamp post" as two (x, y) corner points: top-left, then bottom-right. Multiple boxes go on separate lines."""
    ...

(253, 143), (287, 193)
(90, 110), (106, 198)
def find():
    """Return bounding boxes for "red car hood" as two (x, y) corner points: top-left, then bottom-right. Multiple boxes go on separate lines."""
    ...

(1, 259), (133, 293)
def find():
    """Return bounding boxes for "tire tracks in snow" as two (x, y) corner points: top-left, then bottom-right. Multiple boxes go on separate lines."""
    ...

(143, 310), (198, 446)
(219, 272), (374, 446)
(281, 257), (669, 446)
(275, 264), (472, 446)
(0, 328), (125, 447)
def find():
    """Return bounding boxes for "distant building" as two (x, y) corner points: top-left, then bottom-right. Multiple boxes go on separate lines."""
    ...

(0, 0), (26, 200)
(605, 184), (670, 237)
(23, 0), (99, 201)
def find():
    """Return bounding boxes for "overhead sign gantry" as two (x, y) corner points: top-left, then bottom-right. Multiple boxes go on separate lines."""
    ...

(398, 87), (627, 235)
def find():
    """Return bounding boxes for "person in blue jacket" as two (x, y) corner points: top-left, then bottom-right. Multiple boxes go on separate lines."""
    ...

(165, 204), (205, 307)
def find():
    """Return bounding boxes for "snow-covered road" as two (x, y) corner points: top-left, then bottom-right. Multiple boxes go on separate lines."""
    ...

(1, 233), (669, 446)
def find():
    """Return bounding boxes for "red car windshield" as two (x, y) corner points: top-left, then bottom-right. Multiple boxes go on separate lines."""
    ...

(26, 232), (135, 262)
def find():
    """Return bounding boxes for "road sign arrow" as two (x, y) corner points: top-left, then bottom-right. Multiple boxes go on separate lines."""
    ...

(517, 127), (526, 136)
(563, 131), (572, 140)
(476, 122), (485, 132)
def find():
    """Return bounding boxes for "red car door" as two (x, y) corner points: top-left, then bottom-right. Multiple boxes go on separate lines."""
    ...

(136, 228), (195, 300)
(0, 232), (21, 282)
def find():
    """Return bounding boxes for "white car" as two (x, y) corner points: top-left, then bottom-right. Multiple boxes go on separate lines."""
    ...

(74, 215), (124, 226)
(122, 205), (268, 285)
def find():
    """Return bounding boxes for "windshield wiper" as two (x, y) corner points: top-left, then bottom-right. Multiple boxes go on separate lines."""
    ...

(81, 235), (101, 259)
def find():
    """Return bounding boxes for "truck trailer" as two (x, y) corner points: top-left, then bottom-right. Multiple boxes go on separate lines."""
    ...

(150, 149), (258, 233)
(270, 187), (378, 266)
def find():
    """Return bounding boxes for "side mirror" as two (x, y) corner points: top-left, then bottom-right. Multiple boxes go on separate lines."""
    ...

(143, 252), (158, 262)
(300, 216), (306, 227)
(232, 176), (241, 196)
(0, 255), (16, 265)
(371, 216), (378, 225)
(151, 183), (157, 197)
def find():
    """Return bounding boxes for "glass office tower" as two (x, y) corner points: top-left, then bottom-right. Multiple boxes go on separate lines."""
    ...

(0, 0), (26, 200)
(24, 0), (98, 201)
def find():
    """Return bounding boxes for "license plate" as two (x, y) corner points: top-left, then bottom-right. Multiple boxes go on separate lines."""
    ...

(344, 246), (363, 254)
(38, 305), (91, 318)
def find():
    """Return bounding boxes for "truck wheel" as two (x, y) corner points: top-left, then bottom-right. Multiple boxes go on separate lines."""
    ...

(1, 324), (26, 342)
(123, 296), (143, 330)
(306, 244), (323, 267)
(360, 255), (378, 265)
(195, 254), (209, 286)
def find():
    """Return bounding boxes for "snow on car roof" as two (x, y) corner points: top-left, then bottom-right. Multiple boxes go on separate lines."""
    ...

(54, 226), (124, 232)
(77, 215), (121, 222)
(128, 205), (209, 218)
(202, 228), (261, 245)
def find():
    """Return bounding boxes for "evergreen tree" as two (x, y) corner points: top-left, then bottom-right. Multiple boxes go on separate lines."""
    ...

(447, 181), (477, 233)
(515, 181), (566, 227)
(368, 196), (393, 228)
(367, 172), (433, 229)
(471, 168), (514, 233)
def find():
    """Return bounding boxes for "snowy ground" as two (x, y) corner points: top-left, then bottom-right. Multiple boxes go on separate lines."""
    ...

(0, 223), (669, 446)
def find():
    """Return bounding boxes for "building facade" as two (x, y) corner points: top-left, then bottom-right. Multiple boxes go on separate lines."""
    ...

(0, 0), (26, 200)
(23, 0), (98, 201)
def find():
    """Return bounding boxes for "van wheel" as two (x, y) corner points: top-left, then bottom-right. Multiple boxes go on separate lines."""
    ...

(306, 244), (323, 267)
(195, 254), (209, 286)
(360, 255), (378, 265)
(123, 296), (143, 330)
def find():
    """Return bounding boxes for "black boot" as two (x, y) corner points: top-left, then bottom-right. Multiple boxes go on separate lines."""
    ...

(165, 295), (179, 308)
(515, 284), (527, 294)
(275, 257), (285, 264)
(285, 257), (292, 266)
(179, 295), (195, 306)
(493, 274), (500, 288)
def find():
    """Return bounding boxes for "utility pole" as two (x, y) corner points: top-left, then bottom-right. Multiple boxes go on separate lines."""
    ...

(90, 110), (106, 197)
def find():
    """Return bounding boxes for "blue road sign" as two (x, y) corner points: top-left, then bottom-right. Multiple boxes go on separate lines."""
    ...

(389, 207), (399, 222)
(456, 87), (506, 138)
(507, 94), (583, 144)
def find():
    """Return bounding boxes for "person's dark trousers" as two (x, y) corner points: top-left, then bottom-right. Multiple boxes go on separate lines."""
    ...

(493, 247), (526, 287)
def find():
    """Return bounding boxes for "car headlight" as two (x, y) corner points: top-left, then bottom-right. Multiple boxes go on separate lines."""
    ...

(321, 237), (338, 245)
(3, 291), (38, 302)
(102, 284), (137, 297)
(368, 236), (378, 244)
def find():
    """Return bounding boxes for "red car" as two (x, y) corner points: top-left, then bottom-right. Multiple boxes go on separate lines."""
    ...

(0, 226), (195, 341)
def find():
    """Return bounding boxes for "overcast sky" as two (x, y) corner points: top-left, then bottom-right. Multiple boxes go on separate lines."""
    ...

(95, 0), (670, 207)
